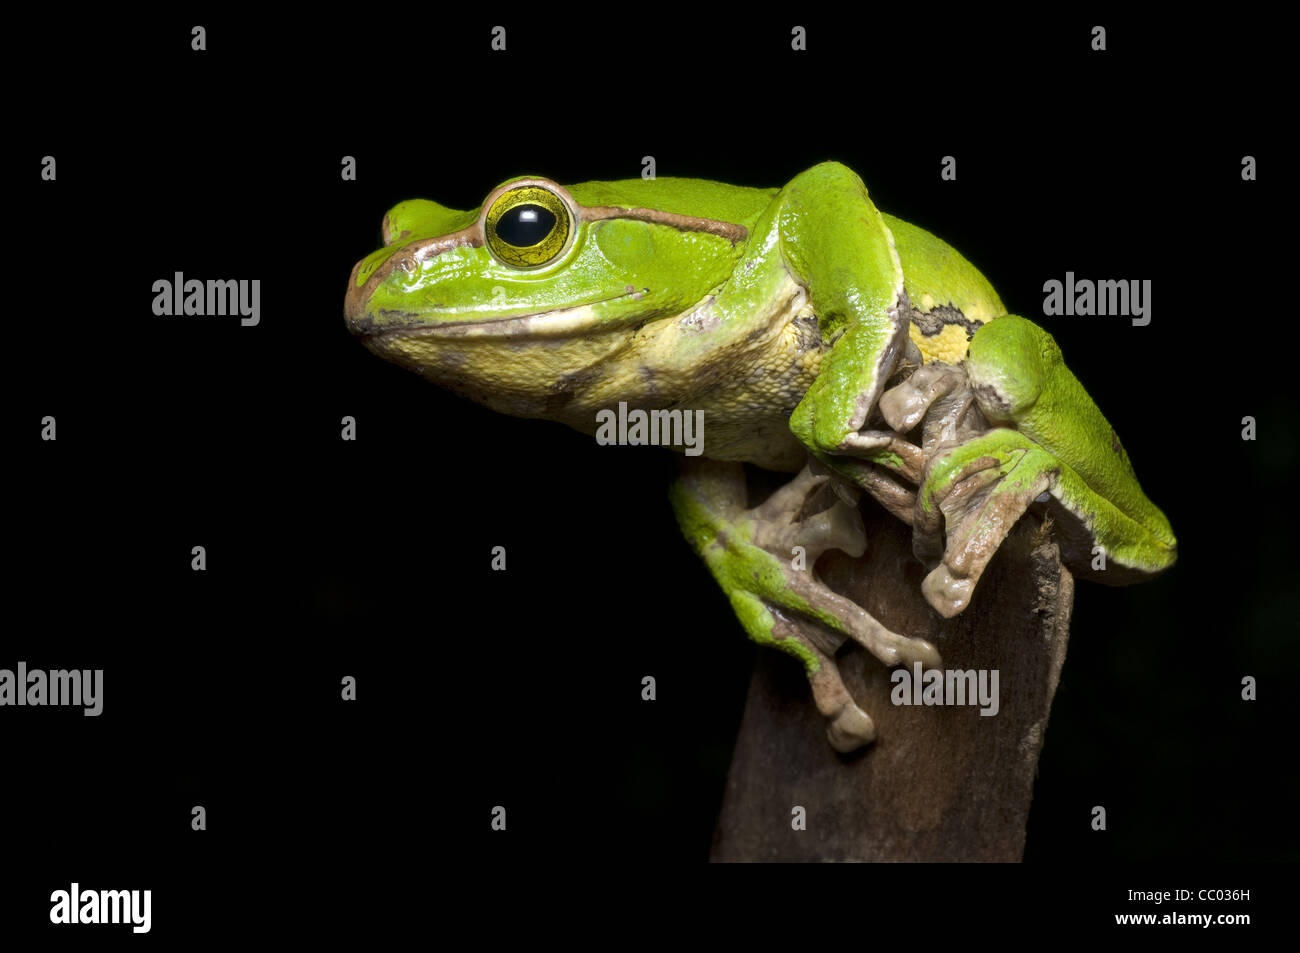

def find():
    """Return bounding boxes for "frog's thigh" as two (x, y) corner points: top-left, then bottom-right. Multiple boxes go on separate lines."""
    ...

(960, 314), (1175, 580)
(915, 430), (1061, 617)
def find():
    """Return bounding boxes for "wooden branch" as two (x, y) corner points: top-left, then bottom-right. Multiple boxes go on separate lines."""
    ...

(710, 505), (1074, 862)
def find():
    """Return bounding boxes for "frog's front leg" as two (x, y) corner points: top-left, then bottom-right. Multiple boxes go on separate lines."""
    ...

(911, 315), (1178, 617)
(778, 163), (925, 512)
(671, 458), (940, 752)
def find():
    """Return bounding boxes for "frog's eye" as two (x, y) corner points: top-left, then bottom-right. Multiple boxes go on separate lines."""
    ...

(484, 185), (573, 268)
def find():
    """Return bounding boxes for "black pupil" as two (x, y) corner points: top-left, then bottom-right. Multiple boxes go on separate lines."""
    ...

(498, 204), (556, 247)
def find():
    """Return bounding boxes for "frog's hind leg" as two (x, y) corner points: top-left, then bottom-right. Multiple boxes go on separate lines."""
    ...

(915, 314), (1177, 617)
(671, 458), (941, 752)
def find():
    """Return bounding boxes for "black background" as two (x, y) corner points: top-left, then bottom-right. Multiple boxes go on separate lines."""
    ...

(7, 9), (1294, 941)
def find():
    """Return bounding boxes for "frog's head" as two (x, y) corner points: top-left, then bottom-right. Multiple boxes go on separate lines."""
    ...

(344, 176), (749, 420)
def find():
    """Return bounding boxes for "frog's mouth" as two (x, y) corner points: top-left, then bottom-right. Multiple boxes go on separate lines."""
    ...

(347, 286), (651, 341)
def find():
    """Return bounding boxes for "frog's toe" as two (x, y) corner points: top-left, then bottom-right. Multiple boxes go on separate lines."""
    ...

(824, 458), (916, 524)
(879, 382), (927, 432)
(885, 633), (943, 670)
(880, 363), (966, 433)
(788, 575), (943, 671)
(808, 664), (877, 752)
(827, 704), (876, 752)
(837, 431), (926, 483)
(922, 563), (974, 618)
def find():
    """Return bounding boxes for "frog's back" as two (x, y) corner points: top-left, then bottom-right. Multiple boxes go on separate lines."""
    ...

(882, 213), (1007, 366)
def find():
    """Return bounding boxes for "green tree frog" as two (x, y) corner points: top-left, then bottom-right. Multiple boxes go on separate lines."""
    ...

(344, 163), (1176, 752)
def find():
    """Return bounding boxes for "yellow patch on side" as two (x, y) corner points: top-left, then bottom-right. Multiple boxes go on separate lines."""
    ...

(910, 322), (975, 364)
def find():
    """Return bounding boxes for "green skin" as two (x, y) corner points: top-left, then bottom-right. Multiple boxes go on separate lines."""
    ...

(345, 162), (1176, 752)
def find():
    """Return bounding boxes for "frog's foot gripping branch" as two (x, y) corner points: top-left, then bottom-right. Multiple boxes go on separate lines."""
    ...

(818, 362), (989, 534)
(878, 364), (1069, 618)
(671, 458), (941, 752)
(912, 426), (1178, 617)
(813, 361), (1060, 623)
(911, 430), (1062, 617)
(876, 315), (1177, 617)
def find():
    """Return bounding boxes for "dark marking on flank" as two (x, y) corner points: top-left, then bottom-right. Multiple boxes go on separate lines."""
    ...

(1110, 428), (1130, 467)
(910, 303), (983, 340)
(544, 367), (601, 413)
(794, 311), (825, 354)
(971, 380), (1012, 420)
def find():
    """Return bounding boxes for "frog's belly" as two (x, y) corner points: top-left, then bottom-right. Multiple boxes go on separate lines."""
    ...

(684, 294), (826, 472)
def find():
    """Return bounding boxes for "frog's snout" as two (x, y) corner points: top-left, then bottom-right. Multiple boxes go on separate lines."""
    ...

(343, 256), (379, 337)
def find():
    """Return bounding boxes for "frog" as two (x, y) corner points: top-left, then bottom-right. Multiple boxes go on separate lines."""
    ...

(343, 162), (1177, 752)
